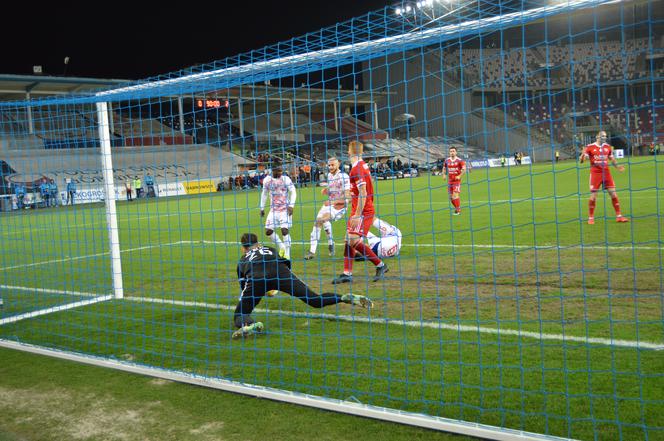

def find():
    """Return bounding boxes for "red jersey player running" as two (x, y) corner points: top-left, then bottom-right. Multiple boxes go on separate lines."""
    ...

(443, 147), (466, 215)
(332, 141), (388, 284)
(580, 130), (629, 224)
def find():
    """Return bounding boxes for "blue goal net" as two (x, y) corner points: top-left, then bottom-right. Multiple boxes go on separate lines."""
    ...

(0, 0), (662, 439)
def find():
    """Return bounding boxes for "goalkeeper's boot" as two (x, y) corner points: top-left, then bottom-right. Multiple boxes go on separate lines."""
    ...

(341, 293), (374, 309)
(304, 251), (316, 260)
(232, 322), (265, 339)
(328, 242), (335, 257)
(373, 264), (389, 282)
(616, 216), (629, 223)
(332, 273), (352, 284)
(587, 217), (595, 225)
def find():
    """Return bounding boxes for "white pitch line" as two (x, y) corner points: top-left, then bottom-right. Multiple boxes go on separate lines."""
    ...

(124, 296), (664, 351)
(180, 239), (664, 251)
(1, 283), (660, 350)
(0, 295), (114, 326)
(0, 284), (100, 298)
(0, 241), (186, 271)
(2, 238), (660, 274)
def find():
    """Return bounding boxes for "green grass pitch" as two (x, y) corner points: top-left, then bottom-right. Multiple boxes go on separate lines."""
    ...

(1, 157), (663, 440)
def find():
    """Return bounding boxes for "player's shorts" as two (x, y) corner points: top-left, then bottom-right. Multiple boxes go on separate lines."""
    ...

(316, 204), (347, 222)
(347, 214), (374, 237)
(589, 171), (615, 192)
(373, 235), (401, 258)
(265, 209), (292, 230)
(447, 179), (461, 195)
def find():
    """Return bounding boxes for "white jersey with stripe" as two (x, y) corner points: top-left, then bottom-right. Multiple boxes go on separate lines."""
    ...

(261, 175), (296, 212)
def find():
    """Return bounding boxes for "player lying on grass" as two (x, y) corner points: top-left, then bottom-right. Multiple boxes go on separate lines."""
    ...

(232, 233), (374, 339)
(355, 217), (402, 260)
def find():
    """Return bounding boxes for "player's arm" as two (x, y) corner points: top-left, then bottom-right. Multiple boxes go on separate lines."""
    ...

(287, 177), (297, 215)
(442, 162), (448, 180)
(579, 148), (588, 163)
(609, 150), (625, 172)
(259, 181), (268, 216)
(458, 162), (467, 178)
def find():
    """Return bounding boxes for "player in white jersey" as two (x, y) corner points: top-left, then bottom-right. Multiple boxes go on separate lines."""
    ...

(304, 157), (351, 260)
(260, 163), (297, 259)
(357, 217), (402, 259)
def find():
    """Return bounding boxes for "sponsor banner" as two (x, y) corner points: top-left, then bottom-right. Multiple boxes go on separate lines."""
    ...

(486, 157), (531, 167)
(470, 160), (489, 168)
(614, 149), (624, 158)
(183, 180), (216, 195)
(157, 182), (187, 197)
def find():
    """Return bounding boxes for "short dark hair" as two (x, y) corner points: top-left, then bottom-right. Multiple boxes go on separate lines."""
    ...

(240, 233), (258, 247)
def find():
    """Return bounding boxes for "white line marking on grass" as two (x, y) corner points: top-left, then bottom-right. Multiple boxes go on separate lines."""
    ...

(2, 283), (660, 350)
(179, 240), (664, 251)
(125, 296), (664, 351)
(0, 295), (114, 326)
(1, 211), (181, 237)
(0, 241), (186, 271)
(6, 237), (656, 273)
(0, 284), (99, 298)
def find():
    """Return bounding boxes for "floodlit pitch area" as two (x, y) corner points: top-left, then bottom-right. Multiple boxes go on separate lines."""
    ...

(1, 158), (662, 440)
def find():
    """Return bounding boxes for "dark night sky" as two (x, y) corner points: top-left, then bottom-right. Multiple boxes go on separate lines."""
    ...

(0, 1), (391, 80)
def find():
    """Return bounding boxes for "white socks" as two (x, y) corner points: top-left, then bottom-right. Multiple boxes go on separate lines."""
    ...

(310, 225), (322, 254)
(323, 221), (333, 244)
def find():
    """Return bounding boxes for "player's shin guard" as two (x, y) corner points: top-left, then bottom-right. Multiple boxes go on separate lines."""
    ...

(611, 195), (621, 216)
(310, 226), (321, 253)
(452, 198), (460, 210)
(588, 199), (596, 218)
(343, 242), (355, 274)
(353, 241), (382, 267)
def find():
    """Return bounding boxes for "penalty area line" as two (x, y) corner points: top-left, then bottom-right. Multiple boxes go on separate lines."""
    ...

(2, 285), (660, 350)
(0, 294), (114, 326)
(125, 296), (664, 351)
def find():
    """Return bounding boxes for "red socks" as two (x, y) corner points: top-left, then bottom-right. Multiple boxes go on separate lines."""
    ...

(611, 195), (621, 216)
(451, 198), (460, 210)
(354, 241), (382, 266)
(343, 242), (355, 273)
(343, 240), (383, 274)
(589, 196), (623, 218)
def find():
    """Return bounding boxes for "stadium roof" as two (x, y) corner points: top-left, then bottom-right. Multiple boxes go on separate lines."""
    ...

(0, 74), (391, 105)
(0, 74), (127, 100)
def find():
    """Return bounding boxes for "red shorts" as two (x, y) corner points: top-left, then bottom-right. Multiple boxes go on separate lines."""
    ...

(447, 179), (461, 195)
(589, 170), (615, 192)
(347, 214), (374, 237)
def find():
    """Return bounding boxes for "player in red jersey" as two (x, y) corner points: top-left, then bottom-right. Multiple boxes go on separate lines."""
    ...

(443, 147), (466, 215)
(579, 131), (629, 224)
(332, 141), (388, 284)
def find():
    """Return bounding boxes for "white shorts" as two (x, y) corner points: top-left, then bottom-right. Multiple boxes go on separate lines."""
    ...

(367, 229), (402, 258)
(316, 204), (347, 222)
(265, 209), (292, 230)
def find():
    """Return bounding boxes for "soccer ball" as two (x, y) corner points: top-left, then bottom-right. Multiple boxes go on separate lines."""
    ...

(266, 290), (279, 297)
